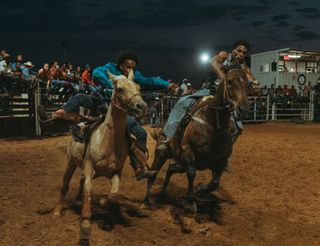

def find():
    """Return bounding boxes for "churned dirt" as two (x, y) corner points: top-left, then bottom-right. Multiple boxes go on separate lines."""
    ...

(0, 122), (320, 246)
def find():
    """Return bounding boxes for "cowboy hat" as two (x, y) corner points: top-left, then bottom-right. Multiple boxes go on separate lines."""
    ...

(24, 61), (34, 67)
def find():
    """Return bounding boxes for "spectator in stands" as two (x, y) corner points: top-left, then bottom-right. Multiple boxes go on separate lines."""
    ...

(0, 52), (11, 94)
(53, 61), (59, 68)
(74, 65), (82, 81)
(262, 85), (268, 96)
(254, 86), (262, 96)
(180, 78), (189, 96)
(275, 85), (283, 95)
(200, 79), (207, 89)
(46, 62), (68, 94)
(288, 85), (297, 97)
(186, 82), (195, 95)
(22, 61), (35, 76)
(282, 85), (289, 96)
(66, 63), (75, 81)
(150, 100), (160, 128)
(268, 84), (275, 97)
(38, 63), (50, 80)
(172, 81), (180, 96)
(247, 85), (255, 96)
(81, 64), (98, 94)
(0, 50), (8, 62)
(38, 63), (50, 91)
(59, 64), (68, 80)
(0, 52), (11, 72)
(21, 61), (38, 92)
(297, 85), (304, 97)
(303, 81), (312, 97)
(11, 54), (24, 72)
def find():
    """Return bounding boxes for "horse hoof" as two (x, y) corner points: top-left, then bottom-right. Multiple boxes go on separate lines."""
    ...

(156, 192), (166, 204)
(196, 183), (208, 195)
(185, 202), (197, 215)
(80, 219), (91, 240)
(101, 222), (113, 232)
(141, 203), (149, 210)
(74, 200), (82, 207)
(52, 208), (62, 217)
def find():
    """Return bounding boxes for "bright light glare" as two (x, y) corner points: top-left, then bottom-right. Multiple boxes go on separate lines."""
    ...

(200, 53), (210, 63)
(288, 55), (301, 58)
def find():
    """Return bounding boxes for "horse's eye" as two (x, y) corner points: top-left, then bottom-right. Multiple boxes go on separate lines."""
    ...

(117, 87), (124, 93)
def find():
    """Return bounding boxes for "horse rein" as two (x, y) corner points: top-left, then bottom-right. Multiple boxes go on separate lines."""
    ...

(222, 68), (246, 111)
(112, 92), (141, 114)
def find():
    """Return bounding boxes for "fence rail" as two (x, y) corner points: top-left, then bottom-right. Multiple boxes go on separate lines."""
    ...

(151, 94), (315, 127)
(0, 86), (318, 138)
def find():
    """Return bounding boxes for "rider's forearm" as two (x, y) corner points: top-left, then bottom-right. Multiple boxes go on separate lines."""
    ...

(211, 61), (225, 79)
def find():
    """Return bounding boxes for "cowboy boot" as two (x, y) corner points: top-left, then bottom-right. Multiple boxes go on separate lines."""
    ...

(129, 145), (157, 181)
(156, 134), (170, 152)
(37, 106), (80, 130)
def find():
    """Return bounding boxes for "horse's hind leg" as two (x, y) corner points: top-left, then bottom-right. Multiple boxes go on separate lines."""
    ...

(144, 149), (169, 206)
(53, 159), (77, 216)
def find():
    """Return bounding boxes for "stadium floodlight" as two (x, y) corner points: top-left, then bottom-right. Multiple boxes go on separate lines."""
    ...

(200, 53), (210, 63)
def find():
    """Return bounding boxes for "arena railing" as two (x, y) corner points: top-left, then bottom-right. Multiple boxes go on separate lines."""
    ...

(153, 94), (314, 126)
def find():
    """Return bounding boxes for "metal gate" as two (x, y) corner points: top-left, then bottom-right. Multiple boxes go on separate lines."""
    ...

(0, 94), (36, 138)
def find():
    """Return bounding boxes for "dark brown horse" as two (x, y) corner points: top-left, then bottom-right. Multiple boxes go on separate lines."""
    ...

(144, 69), (250, 208)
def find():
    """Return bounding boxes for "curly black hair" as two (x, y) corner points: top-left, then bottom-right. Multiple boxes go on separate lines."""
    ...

(232, 40), (250, 52)
(117, 49), (139, 68)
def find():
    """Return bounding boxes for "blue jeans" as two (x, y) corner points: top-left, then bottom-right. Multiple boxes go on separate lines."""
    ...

(63, 93), (101, 113)
(126, 116), (147, 147)
(162, 89), (211, 138)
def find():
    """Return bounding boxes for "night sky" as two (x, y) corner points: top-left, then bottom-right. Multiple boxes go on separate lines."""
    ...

(1, 0), (320, 85)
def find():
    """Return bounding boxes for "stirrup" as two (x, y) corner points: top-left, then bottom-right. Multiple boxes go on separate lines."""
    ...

(156, 139), (169, 151)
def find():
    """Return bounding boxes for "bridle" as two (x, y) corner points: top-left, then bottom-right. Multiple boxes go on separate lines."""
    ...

(190, 68), (245, 131)
(112, 90), (141, 114)
(221, 68), (245, 111)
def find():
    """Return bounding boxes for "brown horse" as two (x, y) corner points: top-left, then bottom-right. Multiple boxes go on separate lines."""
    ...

(52, 70), (147, 238)
(144, 69), (250, 208)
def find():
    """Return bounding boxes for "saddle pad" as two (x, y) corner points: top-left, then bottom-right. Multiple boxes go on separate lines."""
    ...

(70, 115), (106, 143)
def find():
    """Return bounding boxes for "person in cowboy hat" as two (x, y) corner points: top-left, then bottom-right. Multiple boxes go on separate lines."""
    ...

(21, 61), (38, 92)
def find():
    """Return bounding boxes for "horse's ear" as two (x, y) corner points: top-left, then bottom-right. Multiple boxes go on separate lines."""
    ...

(128, 69), (134, 81)
(108, 72), (118, 82)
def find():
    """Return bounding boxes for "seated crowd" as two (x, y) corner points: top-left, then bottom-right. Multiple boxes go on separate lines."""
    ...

(247, 82), (315, 99)
(0, 50), (38, 95)
(0, 49), (199, 101)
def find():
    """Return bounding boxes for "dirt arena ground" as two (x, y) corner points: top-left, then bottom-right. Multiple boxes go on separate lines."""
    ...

(1, 122), (320, 246)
